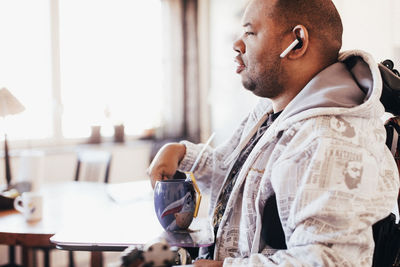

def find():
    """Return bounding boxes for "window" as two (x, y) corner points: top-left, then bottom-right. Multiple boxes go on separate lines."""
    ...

(59, 0), (163, 138)
(0, 0), (53, 140)
(0, 0), (164, 142)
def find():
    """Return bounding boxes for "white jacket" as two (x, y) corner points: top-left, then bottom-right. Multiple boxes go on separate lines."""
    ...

(178, 50), (399, 266)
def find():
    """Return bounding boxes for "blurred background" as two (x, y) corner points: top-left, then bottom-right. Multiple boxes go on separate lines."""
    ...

(0, 0), (399, 266)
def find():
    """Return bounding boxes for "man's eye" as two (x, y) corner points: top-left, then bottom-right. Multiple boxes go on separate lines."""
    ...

(245, 32), (254, 36)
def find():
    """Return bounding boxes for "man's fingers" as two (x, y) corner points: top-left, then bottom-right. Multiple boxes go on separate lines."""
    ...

(149, 168), (175, 188)
(150, 172), (163, 188)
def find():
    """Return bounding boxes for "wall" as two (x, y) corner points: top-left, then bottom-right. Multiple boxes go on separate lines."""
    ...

(333, 0), (400, 63)
(0, 141), (152, 186)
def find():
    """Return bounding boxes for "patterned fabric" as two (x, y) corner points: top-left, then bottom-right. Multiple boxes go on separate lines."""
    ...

(178, 50), (400, 266)
(213, 112), (281, 229)
(206, 112), (281, 258)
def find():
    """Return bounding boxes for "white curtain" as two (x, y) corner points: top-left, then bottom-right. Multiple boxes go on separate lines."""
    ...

(160, 0), (201, 142)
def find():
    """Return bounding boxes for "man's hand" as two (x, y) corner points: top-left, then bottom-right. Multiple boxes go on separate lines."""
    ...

(147, 143), (186, 188)
(194, 259), (223, 267)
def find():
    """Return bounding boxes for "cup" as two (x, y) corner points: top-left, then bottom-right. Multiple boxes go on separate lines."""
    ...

(154, 172), (201, 231)
(14, 192), (43, 222)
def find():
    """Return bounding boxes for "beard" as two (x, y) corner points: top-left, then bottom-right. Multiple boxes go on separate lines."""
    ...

(241, 56), (285, 98)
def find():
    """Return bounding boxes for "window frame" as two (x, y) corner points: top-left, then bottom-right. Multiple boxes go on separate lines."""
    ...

(7, 0), (165, 149)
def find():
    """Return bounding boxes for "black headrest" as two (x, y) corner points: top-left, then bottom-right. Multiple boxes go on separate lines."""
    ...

(379, 60), (400, 115)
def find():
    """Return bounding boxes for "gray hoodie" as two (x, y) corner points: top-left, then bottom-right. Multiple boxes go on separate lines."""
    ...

(179, 50), (399, 266)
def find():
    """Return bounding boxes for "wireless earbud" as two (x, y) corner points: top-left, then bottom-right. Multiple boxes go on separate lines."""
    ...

(280, 37), (303, 58)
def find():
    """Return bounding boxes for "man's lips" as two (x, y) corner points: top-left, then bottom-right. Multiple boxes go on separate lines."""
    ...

(235, 56), (245, 74)
(236, 65), (245, 74)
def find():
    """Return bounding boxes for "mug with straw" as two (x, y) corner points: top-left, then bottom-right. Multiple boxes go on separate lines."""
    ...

(154, 133), (215, 231)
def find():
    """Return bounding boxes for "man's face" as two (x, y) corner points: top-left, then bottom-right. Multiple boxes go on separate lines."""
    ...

(345, 161), (362, 179)
(343, 161), (362, 189)
(330, 117), (347, 133)
(234, 0), (285, 98)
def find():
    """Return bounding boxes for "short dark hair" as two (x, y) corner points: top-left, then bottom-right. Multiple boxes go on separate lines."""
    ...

(271, 0), (343, 61)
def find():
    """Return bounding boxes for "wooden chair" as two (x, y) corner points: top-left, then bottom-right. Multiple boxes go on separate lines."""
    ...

(74, 149), (112, 183)
(0, 246), (22, 267)
(41, 149), (112, 267)
(67, 149), (112, 267)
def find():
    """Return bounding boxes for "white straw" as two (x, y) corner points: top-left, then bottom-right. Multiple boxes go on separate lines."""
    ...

(190, 132), (216, 173)
(280, 39), (299, 58)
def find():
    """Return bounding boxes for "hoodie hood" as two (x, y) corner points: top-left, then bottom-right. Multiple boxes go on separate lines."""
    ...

(252, 50), (384, 133)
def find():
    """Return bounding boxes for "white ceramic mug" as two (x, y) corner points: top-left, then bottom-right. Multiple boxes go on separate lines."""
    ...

(14, 192), (43, 222)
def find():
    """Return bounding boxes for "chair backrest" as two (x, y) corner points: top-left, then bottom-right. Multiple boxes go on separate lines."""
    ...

(74, 149), (112, 183)
(381, 60), (400, 212)
(379, 60), (400, 116)
(373, 60), (400, 267)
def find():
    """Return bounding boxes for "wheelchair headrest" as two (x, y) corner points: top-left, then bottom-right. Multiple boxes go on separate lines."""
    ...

(379, 60), (400, 115)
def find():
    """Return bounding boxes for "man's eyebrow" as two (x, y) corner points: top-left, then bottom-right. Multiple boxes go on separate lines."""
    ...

(242, 22), (252, 27)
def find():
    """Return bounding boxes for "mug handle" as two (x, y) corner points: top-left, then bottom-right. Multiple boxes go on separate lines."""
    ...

(185, 172), (202, 218)
(14, 196), (25, 213)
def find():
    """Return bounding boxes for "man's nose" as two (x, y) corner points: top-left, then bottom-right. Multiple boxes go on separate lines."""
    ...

(233, 38), (245, 54)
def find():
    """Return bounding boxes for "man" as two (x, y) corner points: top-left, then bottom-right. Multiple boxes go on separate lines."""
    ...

(148, 0), (399, 266)
(343, 161), (363, 190)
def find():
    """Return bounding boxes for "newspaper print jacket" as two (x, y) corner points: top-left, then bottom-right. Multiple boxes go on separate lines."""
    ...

(178, 50), (400, 266)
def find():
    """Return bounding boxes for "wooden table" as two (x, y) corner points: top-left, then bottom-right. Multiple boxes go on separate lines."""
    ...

(0, 181), (214, 267)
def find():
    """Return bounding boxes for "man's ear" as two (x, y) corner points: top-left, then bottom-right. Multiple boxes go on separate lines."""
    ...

(287, 25), (309, 59)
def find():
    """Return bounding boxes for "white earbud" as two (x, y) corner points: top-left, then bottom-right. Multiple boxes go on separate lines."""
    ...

(280, 39), (300, 58)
